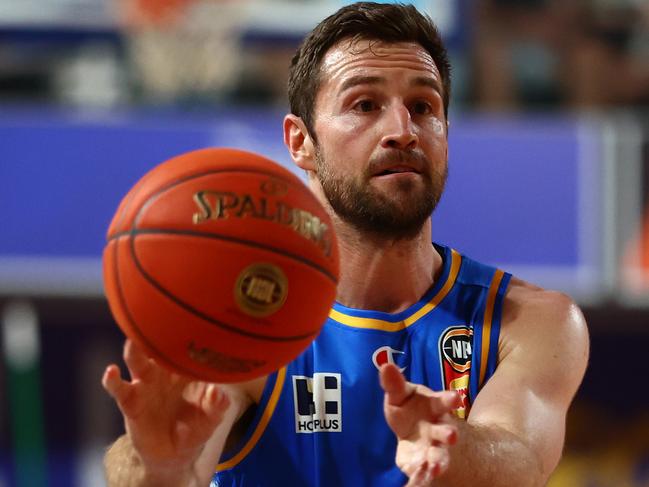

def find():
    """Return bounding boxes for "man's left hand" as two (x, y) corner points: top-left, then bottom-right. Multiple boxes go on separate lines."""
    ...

(380, 363), (462, 486)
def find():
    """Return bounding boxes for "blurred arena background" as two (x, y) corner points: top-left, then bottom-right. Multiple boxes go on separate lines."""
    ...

(0, 0), (648, 485)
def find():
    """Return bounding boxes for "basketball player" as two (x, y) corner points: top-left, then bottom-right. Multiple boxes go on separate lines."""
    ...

(102, 3), (589, 486)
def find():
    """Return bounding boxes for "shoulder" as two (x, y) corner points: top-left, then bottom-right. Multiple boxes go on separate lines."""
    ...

(499, 277), (589, 394)
(501, 277), (588, 337)
(467, 278), (589, 479)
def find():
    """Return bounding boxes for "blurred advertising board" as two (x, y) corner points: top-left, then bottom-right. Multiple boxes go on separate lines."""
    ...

(0, 108), (604, 301)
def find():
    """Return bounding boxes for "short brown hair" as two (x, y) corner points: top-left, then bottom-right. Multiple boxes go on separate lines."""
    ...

(288, 1), (451, 139)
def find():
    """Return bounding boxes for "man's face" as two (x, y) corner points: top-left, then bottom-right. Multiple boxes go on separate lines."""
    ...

(311, 39), (448, 240)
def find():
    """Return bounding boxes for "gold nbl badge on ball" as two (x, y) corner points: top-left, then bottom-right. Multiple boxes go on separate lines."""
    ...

(235, 263), (288, 317)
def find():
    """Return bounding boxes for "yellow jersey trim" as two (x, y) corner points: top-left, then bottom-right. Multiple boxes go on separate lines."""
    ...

(479, 270), (505, 386)
(328, 249), (462, 331)
(215, 367), (287, 472)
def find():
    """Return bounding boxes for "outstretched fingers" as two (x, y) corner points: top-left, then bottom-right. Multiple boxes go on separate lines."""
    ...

(401, 441), (451, 486)
(427, 390), (463, 419)
(123, 339), (155, 381)
(405, 461), (434, 487)
(424, 422), (458, 447)
(173, 384), (231, 451)
(380, 363), (415, 406)
(102, 363), (139, 417)
(381, 366), (462, 485)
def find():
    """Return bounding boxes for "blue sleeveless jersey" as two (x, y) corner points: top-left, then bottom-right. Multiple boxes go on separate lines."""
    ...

(212, 244), (511, 487)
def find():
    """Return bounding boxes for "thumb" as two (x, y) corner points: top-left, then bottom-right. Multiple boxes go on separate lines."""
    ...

(379, 363), (415, 407)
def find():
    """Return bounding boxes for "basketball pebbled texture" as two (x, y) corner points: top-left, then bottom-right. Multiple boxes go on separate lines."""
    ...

(103, 147), (339, 383)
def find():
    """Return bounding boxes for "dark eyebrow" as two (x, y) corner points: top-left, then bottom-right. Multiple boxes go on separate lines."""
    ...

(338, 74), (443, 97)
(411, 76), (443, 97)
(339, 75), (384, 94)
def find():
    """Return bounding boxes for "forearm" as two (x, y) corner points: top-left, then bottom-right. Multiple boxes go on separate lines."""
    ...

(104, 435), (205, 487)
(437, 421), (545, 487)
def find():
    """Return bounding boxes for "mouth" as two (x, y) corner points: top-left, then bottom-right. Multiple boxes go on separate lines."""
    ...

(374, 165), (421, 176)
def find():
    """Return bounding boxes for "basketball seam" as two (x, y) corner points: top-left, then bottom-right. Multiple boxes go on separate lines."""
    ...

(108, 228), (338, 284)
(111, 237), (207, 379)
(127, 232), (322, 342)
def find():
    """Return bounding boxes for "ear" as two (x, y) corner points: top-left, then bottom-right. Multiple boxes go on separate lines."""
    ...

(283, 114), (316, 172)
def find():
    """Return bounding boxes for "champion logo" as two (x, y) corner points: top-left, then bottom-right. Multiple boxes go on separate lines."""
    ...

(372, 346), (407, 372)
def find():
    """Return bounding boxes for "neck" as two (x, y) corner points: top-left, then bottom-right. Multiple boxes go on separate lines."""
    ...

(333, 216), (442, 314)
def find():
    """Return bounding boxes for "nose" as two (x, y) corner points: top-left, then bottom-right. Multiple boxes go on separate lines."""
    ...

(380, 103), (418, 150)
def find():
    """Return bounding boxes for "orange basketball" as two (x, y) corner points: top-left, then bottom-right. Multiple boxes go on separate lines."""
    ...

(103, 148), (339, 383)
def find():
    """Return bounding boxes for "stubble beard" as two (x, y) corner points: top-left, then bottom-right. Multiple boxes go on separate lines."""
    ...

(315, 147), (447, 241)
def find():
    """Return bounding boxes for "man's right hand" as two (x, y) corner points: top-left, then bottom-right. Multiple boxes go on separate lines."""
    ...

(102, 339), (232, 484)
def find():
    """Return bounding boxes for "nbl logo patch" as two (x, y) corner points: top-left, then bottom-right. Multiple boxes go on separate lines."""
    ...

(441, 326), (473, 372)
(439, 326), (473, 419)
(292, 373), (342, 433)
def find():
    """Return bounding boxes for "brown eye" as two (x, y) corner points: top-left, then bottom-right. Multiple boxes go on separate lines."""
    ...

(412, 101), (432, 115)
(355, 100), (375, 112)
